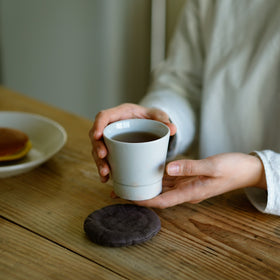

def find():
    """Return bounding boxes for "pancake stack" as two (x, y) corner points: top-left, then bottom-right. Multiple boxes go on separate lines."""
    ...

(0, 128), (32, 161)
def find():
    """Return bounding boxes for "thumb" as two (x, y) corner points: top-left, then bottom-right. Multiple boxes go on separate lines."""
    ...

(166, 159), (214, 177)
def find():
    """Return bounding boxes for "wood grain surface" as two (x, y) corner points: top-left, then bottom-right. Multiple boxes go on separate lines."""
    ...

(1, 86), (280, 280)
(0, 218), (125, 280)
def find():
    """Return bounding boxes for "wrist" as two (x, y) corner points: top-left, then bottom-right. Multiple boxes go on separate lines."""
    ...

(250, 153), (267, 190)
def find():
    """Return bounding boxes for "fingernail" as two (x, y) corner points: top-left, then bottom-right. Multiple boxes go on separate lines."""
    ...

(97, 148), (105, 158)
(99, 165), (105, 175)
(167, 163), (180, 175)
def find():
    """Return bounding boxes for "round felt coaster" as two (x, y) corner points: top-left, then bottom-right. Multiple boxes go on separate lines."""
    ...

(84, 204), (161, 247)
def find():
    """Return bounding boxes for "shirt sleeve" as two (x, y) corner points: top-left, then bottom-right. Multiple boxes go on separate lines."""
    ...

(140, 0), (204, 159)
(245, 150), (280, 215)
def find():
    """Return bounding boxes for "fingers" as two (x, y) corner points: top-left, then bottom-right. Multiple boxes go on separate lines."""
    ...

(162, 174), (194, 188)
(92, 152), (110, 182)
(89, 103), (177, 182)
(135, 176), (213, 209)
(135, 153), (265, 209)
(134, 177), (190, 209)
(166, 123), (177, 136)
(92, 103), (147, 140)
(90, 103), (176, 142)
(135, 184), (195, 209)
(145, 108), (177, 136)
(166, 158), (216, 177)
(89, 103), (144, 181)
(135, 191), (183, 209)
(90, 136), (110, 182)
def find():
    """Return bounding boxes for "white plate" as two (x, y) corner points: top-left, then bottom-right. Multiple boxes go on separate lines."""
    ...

(0, 111), (67, 178)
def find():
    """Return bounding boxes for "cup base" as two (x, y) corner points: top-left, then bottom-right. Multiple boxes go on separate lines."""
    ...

(113, 180), (162, 201)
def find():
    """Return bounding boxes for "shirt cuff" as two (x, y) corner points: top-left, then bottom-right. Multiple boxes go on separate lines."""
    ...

(245, 150), (280, 215)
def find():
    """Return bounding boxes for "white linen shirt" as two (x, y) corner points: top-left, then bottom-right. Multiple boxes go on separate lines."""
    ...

(140, 0), (280, 215)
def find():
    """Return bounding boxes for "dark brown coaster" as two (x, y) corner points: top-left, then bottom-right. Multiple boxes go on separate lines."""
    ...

(84, 204), (161, 247)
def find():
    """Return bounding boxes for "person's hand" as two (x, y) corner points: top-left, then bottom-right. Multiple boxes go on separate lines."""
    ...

(135, 152), (267, 209)
(89, 103), (177, 182)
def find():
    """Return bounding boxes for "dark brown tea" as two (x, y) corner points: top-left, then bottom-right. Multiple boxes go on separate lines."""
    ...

(112, 131), (160, 143)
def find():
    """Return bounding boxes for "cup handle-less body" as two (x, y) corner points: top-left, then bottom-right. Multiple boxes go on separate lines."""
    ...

(103, 119), (170, 201)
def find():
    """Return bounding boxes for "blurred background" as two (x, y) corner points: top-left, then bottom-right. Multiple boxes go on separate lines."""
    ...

(0, 0), (186, 119)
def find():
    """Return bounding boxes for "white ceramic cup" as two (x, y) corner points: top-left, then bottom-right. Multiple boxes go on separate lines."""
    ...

(103, 119), (170, 201)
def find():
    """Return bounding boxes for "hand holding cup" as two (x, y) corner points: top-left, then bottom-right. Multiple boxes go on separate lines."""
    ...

(89, 103), (176, 183)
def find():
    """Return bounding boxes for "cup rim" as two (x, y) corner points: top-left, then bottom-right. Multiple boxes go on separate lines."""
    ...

(103, 118), (170, 145)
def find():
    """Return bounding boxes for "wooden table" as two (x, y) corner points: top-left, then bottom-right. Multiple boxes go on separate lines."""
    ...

(1, 86), (280, 280)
